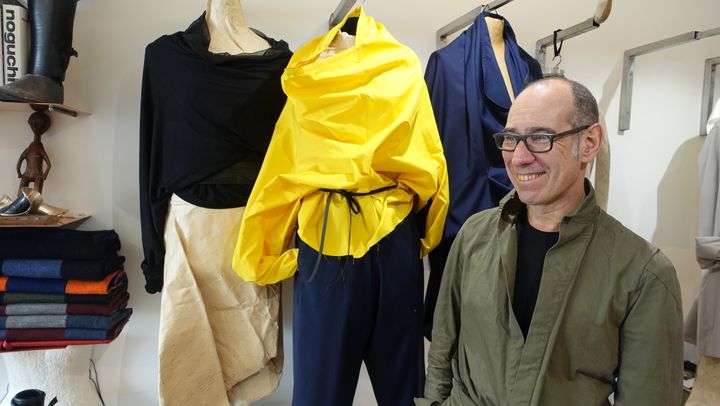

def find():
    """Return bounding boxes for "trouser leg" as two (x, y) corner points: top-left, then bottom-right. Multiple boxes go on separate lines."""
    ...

(292, 238), (373, 406)
(425, 237), (454, 340)
(365, 214), (425, 406)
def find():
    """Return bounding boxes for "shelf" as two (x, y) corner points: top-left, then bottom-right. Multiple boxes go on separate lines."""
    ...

(0, 213), (90, 227)
(0, 101), (89, 117)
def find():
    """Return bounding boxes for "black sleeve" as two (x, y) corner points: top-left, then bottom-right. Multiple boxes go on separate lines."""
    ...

(138, 47), (169, 294)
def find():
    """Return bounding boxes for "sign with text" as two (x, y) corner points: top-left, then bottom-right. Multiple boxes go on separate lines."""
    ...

(1, 0), (28, 86)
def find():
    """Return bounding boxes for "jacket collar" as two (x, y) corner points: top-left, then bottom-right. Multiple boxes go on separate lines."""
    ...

(499, 178), (600, 227)
(465, 12), (532, 110)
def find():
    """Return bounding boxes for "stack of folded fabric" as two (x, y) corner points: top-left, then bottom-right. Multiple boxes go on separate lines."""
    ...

(0, 228), (132, 352)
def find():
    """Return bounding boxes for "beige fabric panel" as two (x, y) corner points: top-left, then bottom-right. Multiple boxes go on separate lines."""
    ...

(586, 112), (610, 210)
(159, 195), (282, 406)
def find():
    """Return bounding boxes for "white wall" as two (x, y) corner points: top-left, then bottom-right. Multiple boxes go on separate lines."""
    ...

(0, 0), (718, 404)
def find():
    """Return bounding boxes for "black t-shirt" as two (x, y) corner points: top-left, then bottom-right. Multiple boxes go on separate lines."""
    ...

(513, 209), (559, 339)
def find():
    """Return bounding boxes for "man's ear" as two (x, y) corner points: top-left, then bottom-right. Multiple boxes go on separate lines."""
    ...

(581, 123), (604, 164)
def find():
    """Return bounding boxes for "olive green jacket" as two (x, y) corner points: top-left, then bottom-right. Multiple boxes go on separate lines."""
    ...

(418, 181), (683, 406)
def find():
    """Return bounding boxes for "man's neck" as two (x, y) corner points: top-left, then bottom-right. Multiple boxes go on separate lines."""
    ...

(525, 184), (587, 232)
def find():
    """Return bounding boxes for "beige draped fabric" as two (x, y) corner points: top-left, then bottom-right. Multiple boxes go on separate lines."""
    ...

(586, 112), (610, 210)
(159, 195), (282, 406)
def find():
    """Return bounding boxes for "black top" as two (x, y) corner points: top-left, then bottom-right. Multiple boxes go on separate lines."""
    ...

(513, 208), (559, 339)
(139, 14), (292, 293)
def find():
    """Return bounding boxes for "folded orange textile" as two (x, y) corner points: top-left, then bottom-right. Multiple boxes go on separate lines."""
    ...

(65, 271), (125, 294)
(0, 271), (126, 295)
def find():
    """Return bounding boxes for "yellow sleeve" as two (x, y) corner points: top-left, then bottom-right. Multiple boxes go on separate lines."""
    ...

(418, 88), (449, 257)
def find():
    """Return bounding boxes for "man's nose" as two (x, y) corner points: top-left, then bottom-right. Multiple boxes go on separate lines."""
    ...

(511, 140), (536, 165)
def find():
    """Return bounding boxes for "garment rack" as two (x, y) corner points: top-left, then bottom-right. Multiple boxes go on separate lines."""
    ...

(329, 0), (358, 28)
(618, 26), (720, 133)
(700, 56), (720, 135)
(435, 0), (514, 48)
(535, 0), (612, 70)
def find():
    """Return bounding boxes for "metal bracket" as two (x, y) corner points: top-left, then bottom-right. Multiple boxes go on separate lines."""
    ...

(436, 0), (514, 48)
(329, 0), (357, 28)
(535, 0), (612, 71)
(618, 27), (720, 133)
(535, 18), (599, 71)
(700, 56), (720, 135)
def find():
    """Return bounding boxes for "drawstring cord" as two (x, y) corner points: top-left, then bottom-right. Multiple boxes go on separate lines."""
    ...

(308, 184), (397, 283)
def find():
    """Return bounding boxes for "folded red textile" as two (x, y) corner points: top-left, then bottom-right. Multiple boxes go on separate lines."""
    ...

(1, 338), (114, 352)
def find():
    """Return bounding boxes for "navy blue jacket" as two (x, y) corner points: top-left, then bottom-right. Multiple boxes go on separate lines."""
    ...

(425, 12), (543, 240)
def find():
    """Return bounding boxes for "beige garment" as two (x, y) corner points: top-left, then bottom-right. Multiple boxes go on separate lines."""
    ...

(586, 112), (610, 210)
(159, 195), (282, 406)
(685, 355), (720, 405)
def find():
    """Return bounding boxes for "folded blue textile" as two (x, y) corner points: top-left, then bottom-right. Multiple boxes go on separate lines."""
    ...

(0, 308), (132, 329)
(0, 309), (132, 341)
(0, 256), (124, 280)
(5, 277), (67, 294)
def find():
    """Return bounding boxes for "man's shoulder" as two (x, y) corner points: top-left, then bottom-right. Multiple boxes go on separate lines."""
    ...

(461, 206), (502, 231)
(454, 207), (504, 245)
(593, 210), (679, 294)
(594, 210), (659, 256)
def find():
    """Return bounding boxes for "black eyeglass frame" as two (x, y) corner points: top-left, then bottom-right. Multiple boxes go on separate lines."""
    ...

(492, 124), (593, 153)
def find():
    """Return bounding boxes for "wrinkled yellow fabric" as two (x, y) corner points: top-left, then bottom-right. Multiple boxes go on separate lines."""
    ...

(232, 7), (449, 285)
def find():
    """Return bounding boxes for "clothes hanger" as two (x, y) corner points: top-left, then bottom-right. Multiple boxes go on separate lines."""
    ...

(549, 29), (565, 76)
(339, 0), (365, 34)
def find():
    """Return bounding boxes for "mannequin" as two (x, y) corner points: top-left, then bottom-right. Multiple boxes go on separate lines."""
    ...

(2, 346), (101, 406)
(140, 2), (292, 405)
(205, 0), (269, 54)
(485, 15), (514, 102)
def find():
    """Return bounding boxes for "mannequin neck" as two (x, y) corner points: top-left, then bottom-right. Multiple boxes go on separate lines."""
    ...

(485, 16), (505, 48)
(205, 0), (270, 54)
(485, 16), (514, 101)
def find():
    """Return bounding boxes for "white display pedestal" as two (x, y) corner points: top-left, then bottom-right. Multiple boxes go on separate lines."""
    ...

(1, 346), (101, 406)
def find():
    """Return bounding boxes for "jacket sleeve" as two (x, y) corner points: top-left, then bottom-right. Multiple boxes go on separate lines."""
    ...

(138, 48), (169, 294)
(232, 103), (307, 285)
(614, 251), (684, 405)
(417, 227), (464, 405)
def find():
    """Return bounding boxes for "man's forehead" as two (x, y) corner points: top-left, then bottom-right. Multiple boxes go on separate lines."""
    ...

(507, 83), (573, 127)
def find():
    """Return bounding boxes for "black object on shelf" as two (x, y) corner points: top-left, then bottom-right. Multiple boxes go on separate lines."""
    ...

(10, 389), (58, 406)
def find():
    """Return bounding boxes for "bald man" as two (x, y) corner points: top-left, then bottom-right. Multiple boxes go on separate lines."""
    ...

(417, 77), (683, 406)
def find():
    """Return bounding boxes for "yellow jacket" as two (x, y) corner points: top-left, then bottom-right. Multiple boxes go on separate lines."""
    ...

(232, 7), (449, 285)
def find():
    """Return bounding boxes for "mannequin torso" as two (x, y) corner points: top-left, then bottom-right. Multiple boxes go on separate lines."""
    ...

(205, 0), (269, 54)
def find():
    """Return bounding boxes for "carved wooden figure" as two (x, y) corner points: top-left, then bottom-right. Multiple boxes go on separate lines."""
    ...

(16, 110), (52, 195)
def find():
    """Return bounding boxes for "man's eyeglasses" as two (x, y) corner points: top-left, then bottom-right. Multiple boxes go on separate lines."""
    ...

(492, 124), (593, 153)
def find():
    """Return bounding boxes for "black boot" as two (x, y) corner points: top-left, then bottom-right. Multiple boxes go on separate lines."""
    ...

(0, 0), (78, 103)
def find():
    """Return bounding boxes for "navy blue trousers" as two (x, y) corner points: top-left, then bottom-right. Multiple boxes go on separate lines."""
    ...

(293, 214), (425, 406)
